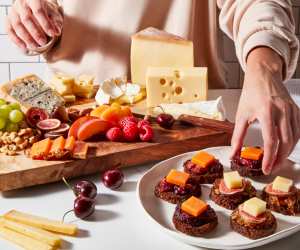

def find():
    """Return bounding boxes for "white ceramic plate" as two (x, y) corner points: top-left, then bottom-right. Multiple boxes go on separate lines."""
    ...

(137, 146), (300, 250)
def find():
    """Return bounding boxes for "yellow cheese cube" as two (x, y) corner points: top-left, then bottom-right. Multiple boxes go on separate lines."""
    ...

(73, 75), (94, 97)
(223, 171), (242, 189)
(146, 67), (208, 107)
(50, 74), (74, 95)
(272, 176), (293, 193)
(243, 197), (266, 217)
(131, 27), (194, 87)
(63, 94), (76, 103)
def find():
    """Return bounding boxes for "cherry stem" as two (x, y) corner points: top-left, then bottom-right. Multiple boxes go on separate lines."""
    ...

(62, 209), (73, 223)
(62, 177), (75, 195)
(157, 105), (165, 114)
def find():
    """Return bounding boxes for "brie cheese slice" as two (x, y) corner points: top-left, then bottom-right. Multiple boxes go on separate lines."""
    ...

(152, 96), (226, 120)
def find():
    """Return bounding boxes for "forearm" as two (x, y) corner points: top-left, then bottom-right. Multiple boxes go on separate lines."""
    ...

(218, 0), (299, 81)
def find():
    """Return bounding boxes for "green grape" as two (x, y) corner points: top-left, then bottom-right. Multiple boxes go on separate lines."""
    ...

(9, 110), (24, 123)
(9, 102), (21, 110)
(0, 99), (6, 106)
(6, 122), (19, 132)
(0, 104), (12, 119)
(0, 118), (6, 130)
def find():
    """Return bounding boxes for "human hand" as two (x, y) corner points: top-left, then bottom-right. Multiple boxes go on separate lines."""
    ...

(5, 0), (63, 53)
(231, 47), (300, 175)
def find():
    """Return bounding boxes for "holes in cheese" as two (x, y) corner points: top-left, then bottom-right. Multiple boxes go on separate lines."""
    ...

(160, 79), (166, 86)
(146, 67), (207, 108)
(181, 196), (208, 217)
(191, 151), (215, 168)
(166, 169), (190, 187)
(272, 176), (293, 193)
(223, 171), (242, 189)
(241, 147), (263, 160)
(242, 198), (266, 217)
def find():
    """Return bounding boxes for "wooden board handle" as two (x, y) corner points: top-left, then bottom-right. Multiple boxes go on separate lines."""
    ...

(178, 115), (234, 134)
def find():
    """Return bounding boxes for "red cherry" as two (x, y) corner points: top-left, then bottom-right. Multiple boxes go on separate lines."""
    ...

(102, 169), (124, 190)
(74, 195), (95, 219)
(74, 180), (97, 199)
(156, 113), (175, 129)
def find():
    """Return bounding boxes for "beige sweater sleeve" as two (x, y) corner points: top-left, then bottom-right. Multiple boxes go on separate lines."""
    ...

(218, 0), (299, 80)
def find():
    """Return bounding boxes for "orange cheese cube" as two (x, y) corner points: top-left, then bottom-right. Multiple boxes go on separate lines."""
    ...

(72, 141), (88, 159)
(49, 136), (65, 154)
(166, 169), (190, 187)
(30, 138), (52, 160)
(191, 151), (215, 168)
(241, 147), (263, 160)
(181, 196), (208, 217)
(64, 136), (76, 152)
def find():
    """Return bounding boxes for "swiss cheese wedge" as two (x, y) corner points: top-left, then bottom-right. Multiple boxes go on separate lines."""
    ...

(0, 226), (54, 250)
(3, 210), (77, 236)
(0, 217), (61, 247)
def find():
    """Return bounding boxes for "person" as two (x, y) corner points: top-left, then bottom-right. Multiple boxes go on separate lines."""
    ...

(5, 0), (300, 175)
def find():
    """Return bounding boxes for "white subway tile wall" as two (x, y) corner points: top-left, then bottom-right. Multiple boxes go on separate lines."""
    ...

(0, 1), (300, 87)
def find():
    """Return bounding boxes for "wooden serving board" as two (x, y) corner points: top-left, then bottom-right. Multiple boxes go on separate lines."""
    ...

(0, 116), (234, 191)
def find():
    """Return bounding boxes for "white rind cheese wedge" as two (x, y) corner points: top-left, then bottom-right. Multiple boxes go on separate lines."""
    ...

(3, 210), (77, 236)
(131, 27), (194, 87)
(243, 197), (266, 217)
(146, 67), (207, 107)
(152, 96), (226, 120)
(223, 171), (242, 189)
(0, 226), (54, 250)
(272, 176), (293, 193)
(0, 217), (61, 247)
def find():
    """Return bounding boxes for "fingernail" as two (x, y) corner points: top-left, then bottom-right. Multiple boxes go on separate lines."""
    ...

(263, 166), (271, 175)
(55, 25), (61, 35)
(49, 29), (56, 37)
(38, 38), (47, 46)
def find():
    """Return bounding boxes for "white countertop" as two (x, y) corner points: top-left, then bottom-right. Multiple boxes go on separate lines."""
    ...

(0, 88), (299, 250)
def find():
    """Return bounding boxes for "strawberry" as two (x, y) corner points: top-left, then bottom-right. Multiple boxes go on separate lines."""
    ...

(123, 123), (139, 142)
(139, 125), (154, 142)
(106, 127), (123, 142)
(119, 116), (139, 129)
(137, 119), (150, 129)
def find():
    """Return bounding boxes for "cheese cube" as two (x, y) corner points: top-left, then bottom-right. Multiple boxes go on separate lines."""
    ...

(166, 169), (190, 187)
(146, 67), (208, 107)
(272, 176), (293, 193)
(131, 27), (194, 87)
(73, 75), (94, 98)
(50, 74), (74, 95)
(223, 171), (242, 189)
(241, 147), (263, 160)
(243, 198), (266, 217)
(191, 151), (215, 168)
(181, 196), (208, 217)
(63, 94), (76, 103)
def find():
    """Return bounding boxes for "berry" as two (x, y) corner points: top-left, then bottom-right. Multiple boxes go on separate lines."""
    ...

(174, 186), (187, 195)
(102, 169), (124, 190)
(106, 127), (123, 142)
(74, 180), (98, 199)
(74, 195), (95, 219)
(157, 113), (175, 129)
(137, 119), (150, 129)
(119, 116), (138, 128)
(123, 123), (139, 142)
(139, 125), (154, 142)
(159, 179), (173, 192)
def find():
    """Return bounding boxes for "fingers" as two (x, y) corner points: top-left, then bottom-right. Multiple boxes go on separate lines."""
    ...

(259, 111), (278, 175)
(26, 0), (58, 37)
(15, 1), (47, 46)
(8, 7), (39, 50)
(5, 18), (27, 52)
(274, 104), (294, 168)
(230, 116), (249, 159)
